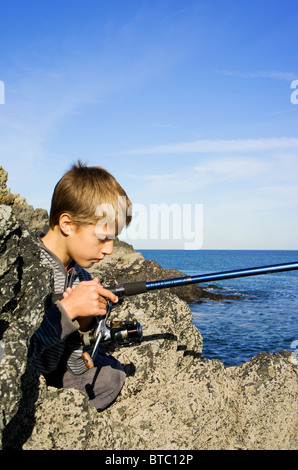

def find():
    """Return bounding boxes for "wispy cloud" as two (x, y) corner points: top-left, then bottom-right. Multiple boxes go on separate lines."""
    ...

(123, 137), (298, 155)
(217, 70), (298, 81)
(126, 140), (298, 208)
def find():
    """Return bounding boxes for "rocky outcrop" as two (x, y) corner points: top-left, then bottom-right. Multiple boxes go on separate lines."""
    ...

(0, 205), (53, 449)
(0, 166), (297, 450)
(0, 166), (49, 234)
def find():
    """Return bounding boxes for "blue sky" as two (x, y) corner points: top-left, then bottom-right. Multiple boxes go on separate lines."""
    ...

(0, 0), (298, 249)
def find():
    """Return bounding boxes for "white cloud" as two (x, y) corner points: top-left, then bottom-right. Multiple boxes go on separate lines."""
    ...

(125, 144), (298, 241)
(193, 156), (268, 182)
(123, 137), (298, 156)
(217, 70), (298, 81)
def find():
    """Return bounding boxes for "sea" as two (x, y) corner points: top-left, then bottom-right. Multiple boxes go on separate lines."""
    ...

(137, 249), (298, 367)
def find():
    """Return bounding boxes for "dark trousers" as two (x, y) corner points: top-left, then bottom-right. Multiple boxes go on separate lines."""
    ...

(46, 353), (126, 411)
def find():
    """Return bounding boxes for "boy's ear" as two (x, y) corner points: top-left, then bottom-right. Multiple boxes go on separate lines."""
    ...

(59, 213), (76, 236)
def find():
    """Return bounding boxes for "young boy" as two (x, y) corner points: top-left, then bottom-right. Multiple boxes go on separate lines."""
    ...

(29, 161), (132, 411)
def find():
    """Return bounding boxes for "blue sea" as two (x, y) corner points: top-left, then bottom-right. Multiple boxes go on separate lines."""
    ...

(138, 250), (298, 367)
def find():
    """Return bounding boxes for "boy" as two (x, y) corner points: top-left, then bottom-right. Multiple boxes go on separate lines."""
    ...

(29, 161), (132, 411)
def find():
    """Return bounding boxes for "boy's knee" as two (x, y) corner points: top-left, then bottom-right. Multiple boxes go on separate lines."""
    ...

(106, 363), (126, 396)
(88, 359), (126, 411)
(113, 369), (126, 393)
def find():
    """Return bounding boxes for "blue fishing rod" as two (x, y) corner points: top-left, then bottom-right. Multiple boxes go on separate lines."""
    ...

(106, 261), (298, 297)
(82, 261), (298, 369)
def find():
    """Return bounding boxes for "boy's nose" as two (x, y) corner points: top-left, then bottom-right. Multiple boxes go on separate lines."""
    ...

(101, 239), (114, 255)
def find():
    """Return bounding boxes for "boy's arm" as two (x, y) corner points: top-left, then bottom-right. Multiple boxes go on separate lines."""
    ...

(29, 279), (118, 374)
(28, 302), (80, 374)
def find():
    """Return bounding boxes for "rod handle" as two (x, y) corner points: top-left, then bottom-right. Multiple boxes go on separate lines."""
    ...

(82, 352), (94, 369)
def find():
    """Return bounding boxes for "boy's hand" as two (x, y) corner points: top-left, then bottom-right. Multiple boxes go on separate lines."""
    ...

(62, 286), (76, 299)
(60, 277), (118, 322)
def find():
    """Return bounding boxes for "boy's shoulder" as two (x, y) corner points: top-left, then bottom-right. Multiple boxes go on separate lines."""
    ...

(35, 232), (93, 285)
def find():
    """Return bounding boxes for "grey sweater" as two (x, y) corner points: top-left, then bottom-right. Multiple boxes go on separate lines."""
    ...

(29, 234), (97, 376)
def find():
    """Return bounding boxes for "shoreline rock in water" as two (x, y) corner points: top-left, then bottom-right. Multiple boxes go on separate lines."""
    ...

(0, 165), (297, 450)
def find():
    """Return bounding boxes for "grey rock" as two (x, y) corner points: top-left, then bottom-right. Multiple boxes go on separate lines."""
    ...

(0, 205), (53, 449)
(0, 165), (49, 234)
(0, 166), (297, 450)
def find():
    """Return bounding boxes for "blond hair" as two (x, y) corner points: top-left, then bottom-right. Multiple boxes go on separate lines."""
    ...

(49, 161), (132, 235)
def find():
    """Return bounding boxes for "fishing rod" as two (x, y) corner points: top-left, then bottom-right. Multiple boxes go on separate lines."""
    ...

(106, 261), (298, 297)
(82, 261), (298, 369)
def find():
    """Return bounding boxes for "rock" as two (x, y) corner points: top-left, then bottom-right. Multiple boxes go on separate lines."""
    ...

(0, 166), (49, 233)
(0, 205), (53, 449)
(0, 167), (297, 450)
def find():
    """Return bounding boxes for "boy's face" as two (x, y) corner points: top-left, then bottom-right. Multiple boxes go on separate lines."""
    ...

(66, 223), (114, 268)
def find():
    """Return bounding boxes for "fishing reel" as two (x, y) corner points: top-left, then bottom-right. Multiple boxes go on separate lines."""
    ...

(82, 319), (143, 347)
(82, 300), (143, 369)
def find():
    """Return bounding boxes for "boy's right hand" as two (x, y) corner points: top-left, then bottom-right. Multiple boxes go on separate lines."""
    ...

(60, 277), (118, 322)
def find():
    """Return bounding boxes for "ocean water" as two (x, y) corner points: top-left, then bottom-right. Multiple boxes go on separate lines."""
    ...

(138, 249), (298, 366)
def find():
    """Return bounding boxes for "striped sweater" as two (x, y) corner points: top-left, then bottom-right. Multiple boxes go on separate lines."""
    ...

(29, 234), (97, 376)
